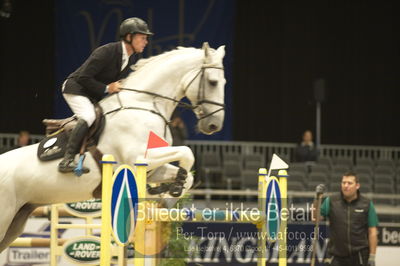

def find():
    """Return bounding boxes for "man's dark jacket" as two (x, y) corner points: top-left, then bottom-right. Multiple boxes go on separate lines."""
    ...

(63, 42), (135, 102)
(328, 191), (371, 257)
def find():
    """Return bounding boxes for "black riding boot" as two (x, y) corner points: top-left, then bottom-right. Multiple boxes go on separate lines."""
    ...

(58, 119), (90, 174)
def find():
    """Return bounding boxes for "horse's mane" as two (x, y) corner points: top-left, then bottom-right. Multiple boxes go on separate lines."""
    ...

(133, 46), (214, 71)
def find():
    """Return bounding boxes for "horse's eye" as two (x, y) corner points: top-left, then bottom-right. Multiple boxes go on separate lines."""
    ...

(209, 80), (218, 86)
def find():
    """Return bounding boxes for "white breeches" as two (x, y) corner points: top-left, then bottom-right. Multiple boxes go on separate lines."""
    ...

(63, 93), (96, 126)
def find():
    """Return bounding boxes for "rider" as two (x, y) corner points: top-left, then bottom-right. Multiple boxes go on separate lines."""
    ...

(59, 17), (153, 173)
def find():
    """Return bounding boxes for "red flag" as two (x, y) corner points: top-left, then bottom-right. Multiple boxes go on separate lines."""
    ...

(145, 131), (169, 157)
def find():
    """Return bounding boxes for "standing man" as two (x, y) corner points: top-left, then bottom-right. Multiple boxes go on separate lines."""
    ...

(59, 17), (153, 173)
(318, 171), (378, 266)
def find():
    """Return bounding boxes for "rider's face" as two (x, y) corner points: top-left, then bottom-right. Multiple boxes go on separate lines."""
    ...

(131, 33), (148, 53)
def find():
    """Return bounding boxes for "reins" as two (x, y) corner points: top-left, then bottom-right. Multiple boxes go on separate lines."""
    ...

(103, 65), (225, 137)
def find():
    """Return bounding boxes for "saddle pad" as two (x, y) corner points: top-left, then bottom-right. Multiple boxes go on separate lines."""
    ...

(37, 131), (68, 161)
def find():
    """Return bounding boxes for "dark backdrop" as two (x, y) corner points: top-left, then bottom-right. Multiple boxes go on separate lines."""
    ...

(0, 0), (54, 134)
(233, 1), (399, 146)
(52, 0), (234, 141)
(1, 1), (399, 146)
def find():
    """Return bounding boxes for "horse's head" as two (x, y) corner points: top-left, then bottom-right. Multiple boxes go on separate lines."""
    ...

(114, 43), (226, 135)
(184, 42), (226, 135)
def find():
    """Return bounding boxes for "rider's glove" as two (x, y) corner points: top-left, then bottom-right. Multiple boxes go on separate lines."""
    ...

(368, 254), (375, 266)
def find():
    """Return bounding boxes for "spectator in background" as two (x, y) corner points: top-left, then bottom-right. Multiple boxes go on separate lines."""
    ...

(0, 130), (31, 154)
(295, 130), (319, 162)
(15, 130), (31, 148)
(169, 111), (187, 146)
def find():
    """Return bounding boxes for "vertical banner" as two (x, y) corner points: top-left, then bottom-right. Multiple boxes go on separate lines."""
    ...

(55, 0), (235, 140)
(265, 177), (282, 242)
(111, 165), (138, 246)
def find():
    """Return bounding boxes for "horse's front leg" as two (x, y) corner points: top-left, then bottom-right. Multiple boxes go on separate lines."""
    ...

(145, 146), (194, 171)
(144, 146), (194, 197)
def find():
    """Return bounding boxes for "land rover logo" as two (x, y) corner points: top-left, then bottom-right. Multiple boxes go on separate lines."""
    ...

(63, 236), (100, 264)
(65, 199), (102, 217)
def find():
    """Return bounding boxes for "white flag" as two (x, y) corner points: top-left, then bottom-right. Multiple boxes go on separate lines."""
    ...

(266, 153), (289, 179)
(269, 154), (289, 170)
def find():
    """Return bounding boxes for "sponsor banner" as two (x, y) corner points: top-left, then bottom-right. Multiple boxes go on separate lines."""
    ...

(378, 226), (400, 246)
(1, 217), (399, 265)
(265, 176), (282, 242)
(7, 248), (49, 264)
(0, 217), (102, 266)
(182, 222), (328, 266)
(111, 165), (138, 246)
(64, 199), (102, 217)
(63, 236), (101, 265)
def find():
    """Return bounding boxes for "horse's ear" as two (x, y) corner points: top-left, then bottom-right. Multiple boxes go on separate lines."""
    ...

(216, 45), (225, 57)
(202, 42), (210, 58)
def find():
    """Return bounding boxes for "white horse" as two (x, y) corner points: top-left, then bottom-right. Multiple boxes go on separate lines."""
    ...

(0, 42), (226, 251)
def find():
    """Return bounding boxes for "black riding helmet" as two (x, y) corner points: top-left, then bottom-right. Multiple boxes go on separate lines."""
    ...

(119, 17), (154, 40)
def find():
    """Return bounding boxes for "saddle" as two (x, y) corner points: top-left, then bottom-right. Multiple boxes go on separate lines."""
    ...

(37, 104), (105, 162)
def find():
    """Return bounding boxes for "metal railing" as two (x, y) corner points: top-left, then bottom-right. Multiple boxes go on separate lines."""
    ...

(1, 132), (399, 219)
(190, 189), (400, 218)
(2, 133), (399, 161)
(0, 133), (43, 150)
(186, 140), (400, 162)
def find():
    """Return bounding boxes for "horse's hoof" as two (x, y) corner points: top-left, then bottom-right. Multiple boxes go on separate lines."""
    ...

(177, 167), (187, 181)
(169, 182), (183, 197)
(147, 184), (170, 195)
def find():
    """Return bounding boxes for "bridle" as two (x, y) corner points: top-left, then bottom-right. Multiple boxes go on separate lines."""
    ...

(103, 63), (225, 137)
(183, 64), (225, 120)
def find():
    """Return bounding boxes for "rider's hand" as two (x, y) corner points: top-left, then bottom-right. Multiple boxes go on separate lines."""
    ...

(107, 81), (121, 94)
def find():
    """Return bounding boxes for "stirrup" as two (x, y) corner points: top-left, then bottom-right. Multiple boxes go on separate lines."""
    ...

(74, 154), (89, 177)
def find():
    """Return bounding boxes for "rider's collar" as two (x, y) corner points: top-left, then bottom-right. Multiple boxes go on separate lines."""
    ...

(121, 41), (129, 71)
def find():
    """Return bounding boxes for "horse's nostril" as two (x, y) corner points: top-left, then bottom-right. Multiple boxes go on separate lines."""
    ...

(209, 124), (217, 132)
